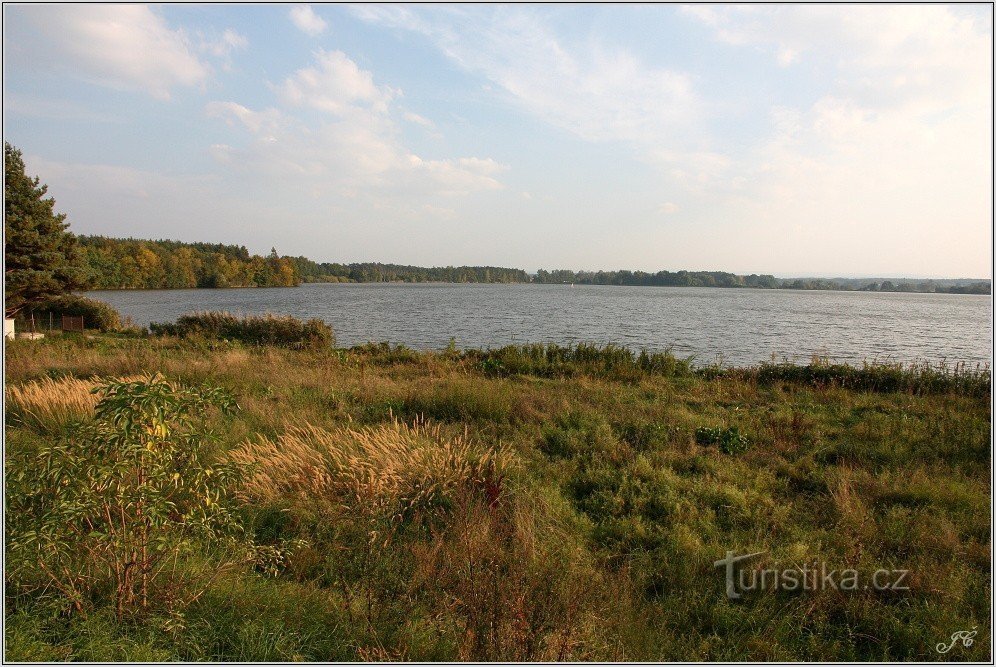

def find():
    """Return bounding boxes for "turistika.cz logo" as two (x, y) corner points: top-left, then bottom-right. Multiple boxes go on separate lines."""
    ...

(714, 550), (910, 600)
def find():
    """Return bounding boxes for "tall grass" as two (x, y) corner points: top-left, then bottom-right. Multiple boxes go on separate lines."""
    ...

(5, 376), (101, 432)
(150, 311), (334, 349)
(4, 334), (991, 661)
(465, 343), (693, 380)
(703, 359), (991, 397)
(230, 417), (514, 518)
(5, 374), (149, 432)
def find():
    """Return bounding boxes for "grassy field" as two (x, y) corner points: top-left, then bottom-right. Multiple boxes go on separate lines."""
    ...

(4, 333), (991, 661)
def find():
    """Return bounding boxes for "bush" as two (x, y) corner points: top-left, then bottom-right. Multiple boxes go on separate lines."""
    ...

(30, 295), (122, 331)
(704, 360), (991, 398)
(6, 374), (256, 619)
(150, 311), (334, 349)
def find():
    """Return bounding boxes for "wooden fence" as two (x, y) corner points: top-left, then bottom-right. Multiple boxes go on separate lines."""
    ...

(62, 315), (85, 333)
(12, 312), (85, 333)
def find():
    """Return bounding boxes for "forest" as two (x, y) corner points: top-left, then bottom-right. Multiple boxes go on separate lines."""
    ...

(288, 255), (530, 284)
(76, 235), (991, 294)
(78, 236), (299, 289)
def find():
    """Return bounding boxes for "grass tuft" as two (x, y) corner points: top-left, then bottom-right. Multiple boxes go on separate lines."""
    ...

(230, 417), (515, 517)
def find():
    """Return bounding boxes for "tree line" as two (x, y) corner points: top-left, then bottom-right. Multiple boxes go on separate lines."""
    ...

(532, 269), (781, 288)
(81, 240), (991, 293)
(78, 236), (298, 289)
(288, 256), (530, 284)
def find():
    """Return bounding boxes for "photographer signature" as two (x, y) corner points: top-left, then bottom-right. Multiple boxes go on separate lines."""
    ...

(936, 627), (977, 654)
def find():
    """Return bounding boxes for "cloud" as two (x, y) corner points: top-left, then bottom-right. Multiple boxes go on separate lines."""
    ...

(676, 5), (992, 275)
(683, 5), (990, 108)
(658, 202), (679, 215)
(277, 49), (396, 114)
(4, 93), (123, 123)
(21, 155), (255, 242)
(206, 49), (505, 202)
(5, 5), (211, 99)
(289, 5), (328, 36)
(402, 111), (434, 128)
(776, 46), (797, 67)
(201, 28), (248, 59)
(205, 101), (284, 136)
(350, 6), (715, 182)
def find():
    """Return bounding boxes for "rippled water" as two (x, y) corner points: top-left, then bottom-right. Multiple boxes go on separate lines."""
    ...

(88, 283), (992, 367)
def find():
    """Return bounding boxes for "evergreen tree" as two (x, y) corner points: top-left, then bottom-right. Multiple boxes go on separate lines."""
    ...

(4, 142), (85, 316)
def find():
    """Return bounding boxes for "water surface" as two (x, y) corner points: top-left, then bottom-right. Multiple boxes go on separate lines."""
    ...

(88, 283), (992, 367)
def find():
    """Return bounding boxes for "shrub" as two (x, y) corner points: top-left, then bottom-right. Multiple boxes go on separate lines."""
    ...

(31, 295), (122, 331)
(150, 311), (334, 349)
(6, 374), (255, 620)
(348, 341), (419, 364)
(540, 411), (619, 459)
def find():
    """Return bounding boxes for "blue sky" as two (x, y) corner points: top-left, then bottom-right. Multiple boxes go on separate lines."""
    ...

(3, 4), (992, 277)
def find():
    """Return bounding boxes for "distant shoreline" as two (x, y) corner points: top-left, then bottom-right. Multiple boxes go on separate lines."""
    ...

(78, 235), (991, 295)
(84, 281), (992, 295)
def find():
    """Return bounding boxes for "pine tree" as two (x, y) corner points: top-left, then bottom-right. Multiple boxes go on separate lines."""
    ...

(4, 142), (85, 316)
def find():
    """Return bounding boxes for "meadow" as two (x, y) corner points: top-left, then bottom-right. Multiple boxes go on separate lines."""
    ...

(3, 331), (991, 661)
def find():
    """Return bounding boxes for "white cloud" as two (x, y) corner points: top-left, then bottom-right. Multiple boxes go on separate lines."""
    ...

(278, 49), (397, 114)
(201, 28), (248, 59)
(22, 155), (254, 242)
(676, 5), (992, 275)
(776, 46), (797, 67)
(205, 101), (284, 136)
(683, 5), (990, 109)
(402, 111), (434, 128)
(658, 202), (679, 215)
(206, 49), (505, 202)
(350, 5), (716, 184)
(289, 5), (328, 36)
(6, 5), (210, 99)
(4, 93), (123, 123)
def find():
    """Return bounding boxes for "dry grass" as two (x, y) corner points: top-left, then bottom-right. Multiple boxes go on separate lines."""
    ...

(5, 374), (148, 432)
(6, 376), (103, 432)
(230, 417), (515, 518)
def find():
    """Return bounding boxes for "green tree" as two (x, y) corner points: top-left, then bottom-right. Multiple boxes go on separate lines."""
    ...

(4, 142), (85, 316)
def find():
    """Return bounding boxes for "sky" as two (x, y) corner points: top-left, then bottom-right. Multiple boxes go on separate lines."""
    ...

(2, 4), (993, 278)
